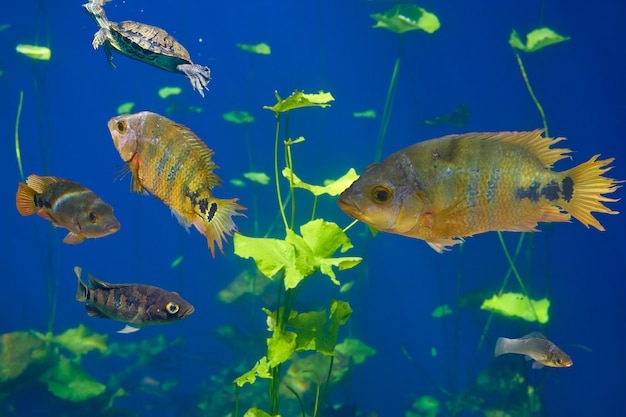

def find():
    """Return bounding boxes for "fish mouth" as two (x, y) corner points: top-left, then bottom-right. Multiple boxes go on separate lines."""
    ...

(181, 306), (195, 318)
(106, 222), (121, 234)
(337, 195), (362, 217)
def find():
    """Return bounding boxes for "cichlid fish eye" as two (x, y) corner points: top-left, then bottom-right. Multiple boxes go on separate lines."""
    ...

(116, 121), (126, 132)
(88, 212), (98, 223)
(371, 186), (391, 204)
(166, 302), (180, 314)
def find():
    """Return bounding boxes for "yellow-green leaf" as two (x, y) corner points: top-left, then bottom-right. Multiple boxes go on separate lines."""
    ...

(282, 167), (359, 197)
(263, 90), (334, 113)
(46, 356), (106, 402)
(234, 356), (272, 387)
(116, 102), (135, 115)
(371, 4), (440, 34)
(243, 408), (276, 417)
(236, 42), (272, 55)
(267, 330), (297, 367)
(243, 171), (270, 185)
(158, 86), (182, 99)
(431, 304), (453, 318)
(223, 111), (255, 124)
(480, 292), (549, 323)
(509, 28), (570, 53)
(51, 324), (108, 357)
(16, 44), (51, 60)
(230, 179), (246, 187)
(335, 337), (376, 364)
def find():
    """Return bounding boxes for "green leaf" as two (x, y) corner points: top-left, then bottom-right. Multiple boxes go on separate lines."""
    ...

(51, 324), (108, 357)
(509, 27), (570, 53)
(263, 90), (334, 113)
(234, 356), (272, 387)
(16, 44), (51, 60)
(116, 102), (135, 115)
(267, 330), (297, 367)
(282, 167), (359, 197)
(371, 4), (440, 34)
(158, 86), (182, 99)
(353, 109), (377, 119)
(223, 110), (255, 124)
(46, 356), (106, 402)
(243, 408), (277, 417)
(170, 255), (183, 268)
(480, 292), (550, 323)
(234, 233), (299, 281)
(243, 171), (270, 185)
(288, 310), (327, 351)
(335, 337), (377, 364)
(236, 42), (272, 55)
(431, 304), (453, 318)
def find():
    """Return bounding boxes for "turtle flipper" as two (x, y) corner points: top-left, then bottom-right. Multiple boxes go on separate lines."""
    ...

(177, 63), (211, 97)
(104, 43), (116, 68)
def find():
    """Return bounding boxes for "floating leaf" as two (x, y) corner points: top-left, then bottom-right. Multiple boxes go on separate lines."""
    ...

(334, 337), (376, 364)
(51, 324), (108, 357)
(431, 304), (453, 318)
(158, 86), (182, 99)
(243, 171), (270, 185)
(339, 281), (354, 293)
(46, 356), (106, 401)
(353, 109), (377, 119)
(509, 28), (570, 53)
(170, 256), (183, 268)
(230, 178), (246, 187)
(116, 102), (135, 114)
(223, 110), (255, 124)
(263, 90), (334, 114)
(282, 167), (359, 197)
(234, 356), (272, 387)
(480, 292), (549, 323)
(16, 44), (51, 60)
(236, 42), (271, 55)
(371, 4), (440, 34)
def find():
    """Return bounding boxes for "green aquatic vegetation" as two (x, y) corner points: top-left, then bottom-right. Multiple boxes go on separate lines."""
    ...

(370, 4), (439, 163)
(49, 324), (108, 358)
(334, 338), (376, 365)
(237, 42), (272, 55)
(244, 171), (270, 185)
(116, 101), (135, 114)
(46, 355), (106, 402)
(170, 255), (183, 268)
(0, 23), (10, 31)
(235, 219), (361, 290)
(371, 4), (440, 34)
(431, 304), (453, 318)
(224, 110), (256, 124)
(480, 293), (550, 323)
(0, 331), (48, 383)
(282, 167), (358, 197)
(353, 109), (377, 119)
(218, 268), (271, 304)
(158, 86), (182, 99)
(263, 90), (334, 113)
(16, 44), (51, 60)
(14, 91), (25, 182)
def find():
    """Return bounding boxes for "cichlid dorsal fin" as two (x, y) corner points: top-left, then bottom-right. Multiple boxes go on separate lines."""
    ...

(481, 130), (572, 169)
(522, 331), (547, 340)
(172, 122), (221, 189)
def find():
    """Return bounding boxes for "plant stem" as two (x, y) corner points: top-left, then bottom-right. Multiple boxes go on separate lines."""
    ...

(374, 34), (404, 163)
(14, 91), (25, 182)
(274, 113), (289, 231)
(513, 49), (549, 136)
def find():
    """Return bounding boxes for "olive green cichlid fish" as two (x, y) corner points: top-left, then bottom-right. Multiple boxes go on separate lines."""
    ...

(16, 174), (120, 244)
(495, 332), (573, 369)
(107, 111), (246, 256)
(74, 266), (194, 333)
(339, 131), (621, 252)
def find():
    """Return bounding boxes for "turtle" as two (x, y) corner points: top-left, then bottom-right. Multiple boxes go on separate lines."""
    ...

(83, 1), (211, 97)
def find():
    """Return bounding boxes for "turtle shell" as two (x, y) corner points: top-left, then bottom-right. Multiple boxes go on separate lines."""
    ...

(109, 20), (192, 72)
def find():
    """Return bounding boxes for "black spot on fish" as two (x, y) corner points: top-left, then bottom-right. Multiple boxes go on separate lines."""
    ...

(540, 180), (561, 201)
(562, 176), (574, 202)
(35, 195), (51, 209)
(514, 181), (541, 202)
(207, 202), (217, 222)
(198, 198), (209, 215)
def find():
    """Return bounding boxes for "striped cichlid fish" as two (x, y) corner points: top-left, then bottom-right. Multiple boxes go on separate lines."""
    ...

(495, 332), (573, 369)
(74, 266), (194, 333)
(107, 111), (246, 256)
(16, 174), (120, 244)
(339, 131), (621, 252)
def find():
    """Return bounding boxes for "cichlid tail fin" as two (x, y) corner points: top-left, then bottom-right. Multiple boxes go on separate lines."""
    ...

(191, 197), (246, 257)
(74, 266), (89, 302)
(15, 182), (37, 216)
(558, 155), (622, 231)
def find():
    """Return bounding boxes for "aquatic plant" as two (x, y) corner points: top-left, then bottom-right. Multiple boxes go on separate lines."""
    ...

(370, 4), (440, 162)
(231, 90), (365, 416)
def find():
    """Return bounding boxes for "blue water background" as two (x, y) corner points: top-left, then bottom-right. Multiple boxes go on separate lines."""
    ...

(1, 1), (624, 416)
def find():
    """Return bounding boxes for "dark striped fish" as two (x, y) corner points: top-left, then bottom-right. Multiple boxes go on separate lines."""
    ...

(74, 266), (194, 333)
(107, 111), (245, 256)
(16, 174), (120, 244)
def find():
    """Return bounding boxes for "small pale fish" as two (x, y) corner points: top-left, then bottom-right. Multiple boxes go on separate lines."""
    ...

(108, 111), (246, 256)
(74, 266), (194, 333)
(339, 131), (621, 252)
(495, 332), (573, 369)
(16, 174), (120, 244)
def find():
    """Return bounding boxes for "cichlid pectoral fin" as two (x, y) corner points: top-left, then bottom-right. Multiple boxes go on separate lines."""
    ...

(118, 324), (141, 334)
(426, 237), (464, 253)
(532, 361), (545, 369)
(85, 304), (109, 319)
(64, 232), (86, 244)
(171, 209), (192, 231)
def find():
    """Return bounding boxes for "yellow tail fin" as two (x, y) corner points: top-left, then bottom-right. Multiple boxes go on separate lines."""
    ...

(560, 155), (621, 230)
